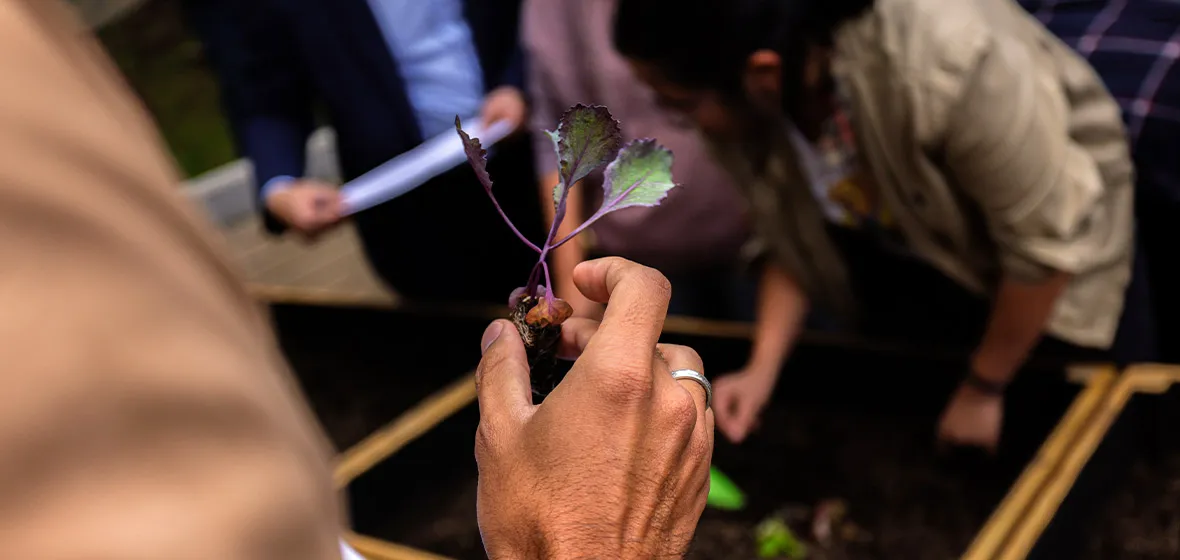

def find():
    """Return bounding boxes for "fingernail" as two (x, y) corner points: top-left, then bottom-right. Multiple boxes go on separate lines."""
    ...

(481, 321), (505, 354)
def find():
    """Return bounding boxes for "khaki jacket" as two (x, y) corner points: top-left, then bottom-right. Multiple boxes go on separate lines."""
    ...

(716, 0), (1133, 348)
(0, 2), (343, 558)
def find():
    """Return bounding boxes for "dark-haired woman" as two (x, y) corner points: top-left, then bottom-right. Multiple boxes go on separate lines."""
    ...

(614, 0), (1156, 451)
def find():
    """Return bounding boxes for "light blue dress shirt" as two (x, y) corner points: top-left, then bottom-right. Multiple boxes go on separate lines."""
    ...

(263, 0), (486, 201)
(368, 0), (486, 138)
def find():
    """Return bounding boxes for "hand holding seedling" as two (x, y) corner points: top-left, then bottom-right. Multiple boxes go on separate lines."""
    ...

(457, 104), (679, 397)
(474, 258), (713, 559)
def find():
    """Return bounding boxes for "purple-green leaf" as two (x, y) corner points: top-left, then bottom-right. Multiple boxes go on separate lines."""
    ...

(455, 116), (541, 254)
(456, 116), (493, 194)
(600, 138), (676, 213)
(549, 138), (677, 250)
(549, 105), (623, 207)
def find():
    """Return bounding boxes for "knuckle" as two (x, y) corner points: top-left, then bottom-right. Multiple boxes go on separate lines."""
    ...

(661, 344), (704, 373)
(479, 347), (510, 372)
(657, 388), (699, 435)
(600, 256), (631, 273)
(608, 258), (671, 298)
(474, 363), (485, 392)
(475, 349), (520, 393)
(474, 420), (505, 457)
(474, 363), (490, 397)
(637, 267), (673, 300)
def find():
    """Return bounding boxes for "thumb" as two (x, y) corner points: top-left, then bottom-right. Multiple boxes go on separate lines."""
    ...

(476, 320), (534, 424)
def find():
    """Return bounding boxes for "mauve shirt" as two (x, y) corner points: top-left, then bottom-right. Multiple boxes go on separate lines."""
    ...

(522, 0), (750, 272)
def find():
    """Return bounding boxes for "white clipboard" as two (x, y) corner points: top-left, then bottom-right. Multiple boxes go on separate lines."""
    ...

(339, 118), (514, 215)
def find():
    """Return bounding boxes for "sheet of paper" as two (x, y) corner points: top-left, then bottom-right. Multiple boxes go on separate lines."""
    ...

(339, 117), (514, 215)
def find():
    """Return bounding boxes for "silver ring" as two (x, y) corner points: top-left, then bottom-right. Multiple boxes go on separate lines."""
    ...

(670, 369), (712, 409)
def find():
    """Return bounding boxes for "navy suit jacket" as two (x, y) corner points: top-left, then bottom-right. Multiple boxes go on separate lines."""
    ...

(184, 0), (527, 229)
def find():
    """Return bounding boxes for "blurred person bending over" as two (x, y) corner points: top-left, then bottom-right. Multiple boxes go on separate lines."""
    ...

(613, 0), (1157, 451)
(1018, 0), (1180, 362)
(522, 0), (753, 321)
(187, 0), (544, 304)
(0, 1), (714, 558)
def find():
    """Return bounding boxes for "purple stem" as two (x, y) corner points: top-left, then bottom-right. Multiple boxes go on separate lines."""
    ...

(551, 215), (597, 250)
(551, 173), (652, 249)
(524, 179), (572, 296)
(542, 260), (553, 294)
(543, 190), (569, 249)
(525, 261), (542, 296)
(485, 191), (542, 254)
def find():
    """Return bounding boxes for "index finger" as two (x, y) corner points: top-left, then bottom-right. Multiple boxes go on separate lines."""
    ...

(572, 257), (670, 364)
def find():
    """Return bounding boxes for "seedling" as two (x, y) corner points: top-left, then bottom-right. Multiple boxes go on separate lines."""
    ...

(456, 105), (678, 396)
(756, 516), (808, 559)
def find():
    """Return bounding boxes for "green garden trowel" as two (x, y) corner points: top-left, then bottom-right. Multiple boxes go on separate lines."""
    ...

(706, 466), (746, 510)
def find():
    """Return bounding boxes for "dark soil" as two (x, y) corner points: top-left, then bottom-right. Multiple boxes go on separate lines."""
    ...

(269, 303), (491, 451)
(509, 295), (565, 399)
(349, 331), (1079, 559)
(1085, 454), (1180, 559)
(687, 399), (1013, 560)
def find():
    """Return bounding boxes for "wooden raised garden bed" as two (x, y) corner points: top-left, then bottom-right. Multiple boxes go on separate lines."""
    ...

(267, 293), (1175, 560)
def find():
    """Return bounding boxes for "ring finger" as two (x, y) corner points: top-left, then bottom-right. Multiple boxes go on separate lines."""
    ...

(655, 343), (711, 431)
(655, 343), (714, 500)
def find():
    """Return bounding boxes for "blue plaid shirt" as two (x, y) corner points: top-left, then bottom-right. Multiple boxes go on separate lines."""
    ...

(1020, 0), (1180, 202)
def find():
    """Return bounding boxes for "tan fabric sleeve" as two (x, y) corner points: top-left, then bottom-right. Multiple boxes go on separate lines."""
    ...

(0, 2), (342, 559)
(940, 31), (1133, 282)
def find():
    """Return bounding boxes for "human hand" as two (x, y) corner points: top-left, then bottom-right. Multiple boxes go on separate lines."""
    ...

(475, 257), (712, 559)
(557, 275), (603, 320)
(264, 179), (344, 239)
(712, 367), (778, 443)
(937, 383), (1004, 454)
(480, 86), (528, 133)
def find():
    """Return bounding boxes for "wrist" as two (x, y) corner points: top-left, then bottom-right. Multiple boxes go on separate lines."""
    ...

(488, 524), (628, 560)
(968, 351), (1016, 387)
(529, 512), (686, 560)
(544, 539), (676, 560)
(743, 360), (780, 381)
(962, 357), (1009, 396)
(961, 369), (1007, 397)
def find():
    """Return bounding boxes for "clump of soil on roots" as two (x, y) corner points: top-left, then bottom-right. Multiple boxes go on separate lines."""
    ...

(510, 295), (564, 398)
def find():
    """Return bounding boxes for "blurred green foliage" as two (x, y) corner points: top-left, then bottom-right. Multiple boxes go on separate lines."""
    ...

(708, 466), (748, 510)
(756, 516), (809, 559)
(97, 0), (235, 178)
